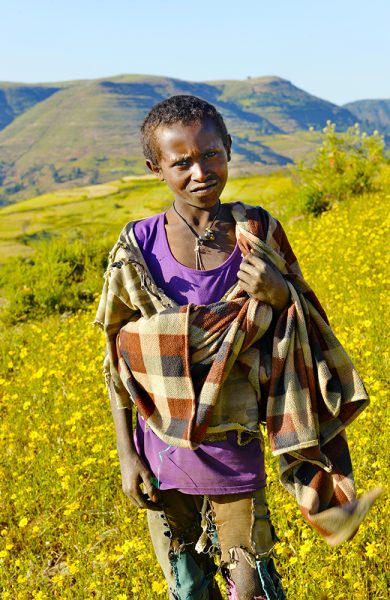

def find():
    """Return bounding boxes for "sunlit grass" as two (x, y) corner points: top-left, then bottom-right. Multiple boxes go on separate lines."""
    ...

(0, 173), (295, 260)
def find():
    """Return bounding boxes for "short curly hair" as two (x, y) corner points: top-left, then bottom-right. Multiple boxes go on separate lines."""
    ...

(140, 95), (230, 165)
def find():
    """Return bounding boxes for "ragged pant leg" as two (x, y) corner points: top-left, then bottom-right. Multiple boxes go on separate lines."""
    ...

(209, 488), (286, 600)
(147, 488), (285, 600)
(147, 509), (177, 599)
(147, 490), (223, 600)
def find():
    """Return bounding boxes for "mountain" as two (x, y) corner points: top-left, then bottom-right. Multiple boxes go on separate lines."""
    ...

(211, 76), (358, 133)
(0, 74), (371, 202)
(343, 99), (390, 134)
(0, 82), (64, 130)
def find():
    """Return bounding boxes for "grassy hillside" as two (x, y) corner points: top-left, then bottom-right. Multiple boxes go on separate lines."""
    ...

(0, 83), (63, 130)
(0, 170), (389, 598)
(0, 172), (296, 261)
(344, 99), (390, 129)
(344, 99), (390, 148)
(211, 76), (357, 133)
(0, 74), (359, 201)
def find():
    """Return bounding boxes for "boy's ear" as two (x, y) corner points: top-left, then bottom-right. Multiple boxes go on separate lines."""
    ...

(145, 159), (164, 181)
(226, 134), (232, 162)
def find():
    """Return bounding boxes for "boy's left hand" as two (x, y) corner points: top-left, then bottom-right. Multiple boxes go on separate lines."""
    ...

(238, 251), (290, 312)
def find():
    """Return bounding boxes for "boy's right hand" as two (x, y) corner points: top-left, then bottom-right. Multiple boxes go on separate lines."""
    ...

(120, 454), (161, 511)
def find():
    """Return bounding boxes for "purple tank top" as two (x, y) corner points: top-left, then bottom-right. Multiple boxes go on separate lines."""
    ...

(133, 211), (241, 305)
(132, 211), (266, 494)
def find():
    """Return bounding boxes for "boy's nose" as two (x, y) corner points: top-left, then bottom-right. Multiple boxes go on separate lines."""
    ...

(191, 160), (209, 181)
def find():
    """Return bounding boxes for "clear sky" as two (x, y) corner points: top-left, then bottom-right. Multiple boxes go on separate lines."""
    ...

(2, 0), (389, 106)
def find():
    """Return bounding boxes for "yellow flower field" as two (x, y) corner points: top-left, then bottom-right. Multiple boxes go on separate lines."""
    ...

(0, 175), (389, 599)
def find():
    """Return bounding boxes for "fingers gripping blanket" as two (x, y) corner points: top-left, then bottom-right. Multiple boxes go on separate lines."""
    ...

(98, 202), (381, 545)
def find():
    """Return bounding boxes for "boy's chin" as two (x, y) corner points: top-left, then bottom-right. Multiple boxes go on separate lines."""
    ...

(179, 188), (224, 206)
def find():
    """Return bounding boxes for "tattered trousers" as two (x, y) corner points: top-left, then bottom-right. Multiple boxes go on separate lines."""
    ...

(147, 488), (286, 600)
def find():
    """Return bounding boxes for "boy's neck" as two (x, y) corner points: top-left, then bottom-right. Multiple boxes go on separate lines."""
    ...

(171, 198), (221, 229)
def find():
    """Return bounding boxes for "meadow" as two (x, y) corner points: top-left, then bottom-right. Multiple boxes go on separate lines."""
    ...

(0, 166), (389, 599)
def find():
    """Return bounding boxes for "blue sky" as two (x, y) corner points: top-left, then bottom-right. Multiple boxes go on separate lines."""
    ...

(2, 0), (389, 105)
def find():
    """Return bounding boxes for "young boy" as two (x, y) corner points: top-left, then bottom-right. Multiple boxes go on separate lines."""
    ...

(95, 95), (379, 600)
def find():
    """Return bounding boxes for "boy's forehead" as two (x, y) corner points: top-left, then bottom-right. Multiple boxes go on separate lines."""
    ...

(155, 119), (224, 158)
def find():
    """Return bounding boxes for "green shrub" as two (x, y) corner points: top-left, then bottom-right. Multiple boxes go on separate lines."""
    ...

(0, 234), (113, 325)
(292, 122), (386, 215)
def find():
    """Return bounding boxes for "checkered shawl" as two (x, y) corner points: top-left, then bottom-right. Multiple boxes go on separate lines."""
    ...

(95, 201), (380, 544)
(117, 288), (272, 447)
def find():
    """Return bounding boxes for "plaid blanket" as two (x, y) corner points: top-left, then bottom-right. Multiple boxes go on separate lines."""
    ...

(95, 201), (381, 544)
(117, 292), (272, 446)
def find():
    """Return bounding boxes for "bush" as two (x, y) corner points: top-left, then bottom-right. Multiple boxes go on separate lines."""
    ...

(0, 234), (112, 325)
(292, 122), (386, 215)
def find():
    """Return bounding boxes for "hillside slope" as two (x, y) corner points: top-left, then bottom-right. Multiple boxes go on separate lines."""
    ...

(0, 171), (296, 260)
(211, 76), (357, 133)
(0, 74), (363, 201)
(0, 82), (64, 130)
(343, 98), (390, 136)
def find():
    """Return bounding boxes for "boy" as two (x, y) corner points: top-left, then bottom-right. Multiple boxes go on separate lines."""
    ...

(95, 95), (379, 600)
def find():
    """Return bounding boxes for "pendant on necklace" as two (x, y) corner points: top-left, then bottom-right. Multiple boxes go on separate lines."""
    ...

(203, 228), (215, 241)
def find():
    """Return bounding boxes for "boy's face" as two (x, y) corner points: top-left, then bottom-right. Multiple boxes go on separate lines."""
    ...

(146, 119), (231, 208)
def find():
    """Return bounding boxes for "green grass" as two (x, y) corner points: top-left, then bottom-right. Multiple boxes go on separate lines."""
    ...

(0, 173), (297, 261)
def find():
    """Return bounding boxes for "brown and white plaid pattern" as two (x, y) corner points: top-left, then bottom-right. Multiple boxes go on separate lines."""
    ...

(95, 202), (380, 544)
(117, 293), (272, 448)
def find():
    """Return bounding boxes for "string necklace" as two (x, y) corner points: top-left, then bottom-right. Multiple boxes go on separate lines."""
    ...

(172, 200), (221, 270)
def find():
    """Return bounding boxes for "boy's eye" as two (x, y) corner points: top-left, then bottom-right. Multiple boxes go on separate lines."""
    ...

(205, 151), (217, 159)
(175, 159), (190, 167)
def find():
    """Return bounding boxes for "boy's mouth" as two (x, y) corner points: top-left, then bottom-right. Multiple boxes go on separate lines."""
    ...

(190, 181), (218, 193)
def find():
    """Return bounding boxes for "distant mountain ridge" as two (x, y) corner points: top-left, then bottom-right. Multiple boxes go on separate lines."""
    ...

(0, 74), (388, 202)
(0, 82), (63, 130)
(343, 99), (390, 132)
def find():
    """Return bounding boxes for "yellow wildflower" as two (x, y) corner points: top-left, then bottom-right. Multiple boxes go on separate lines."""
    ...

(18, 517), (28, 528)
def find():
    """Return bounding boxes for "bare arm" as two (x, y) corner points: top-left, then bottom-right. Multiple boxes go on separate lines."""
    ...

(97, 252), (161, 509)
(109, 382), (160, 510)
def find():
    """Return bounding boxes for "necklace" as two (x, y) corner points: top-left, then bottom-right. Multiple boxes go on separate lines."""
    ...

(172, 200), (221, 270)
